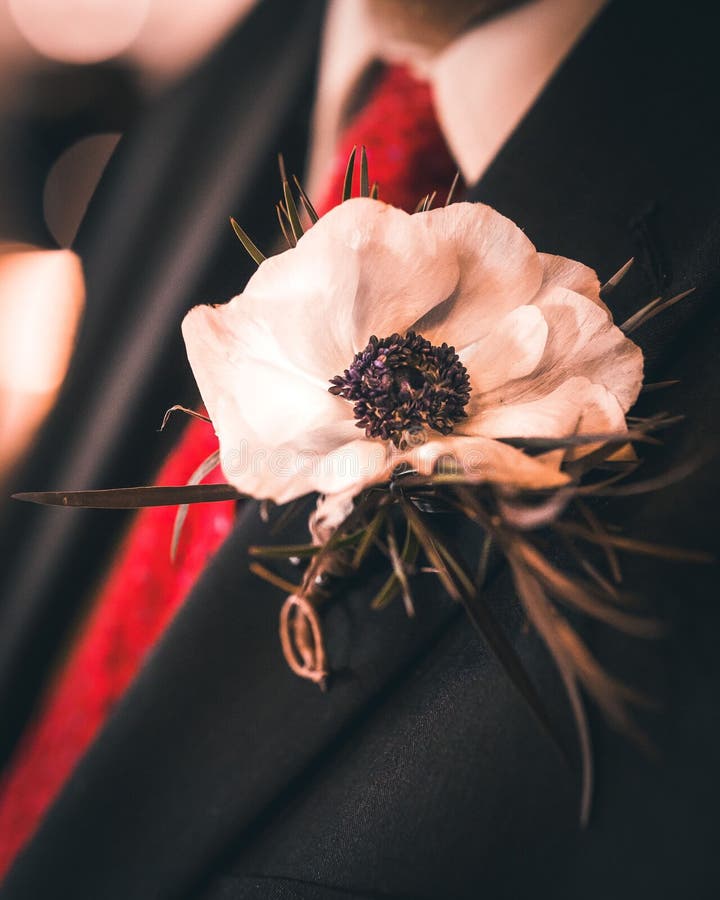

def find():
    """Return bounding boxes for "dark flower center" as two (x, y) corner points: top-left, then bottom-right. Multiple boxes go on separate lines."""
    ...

(329, 330), (471, 449)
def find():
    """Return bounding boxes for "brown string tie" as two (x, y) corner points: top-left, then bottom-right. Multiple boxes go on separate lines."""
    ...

(278, 532), (357, 689)
(279, 592), (328, 689)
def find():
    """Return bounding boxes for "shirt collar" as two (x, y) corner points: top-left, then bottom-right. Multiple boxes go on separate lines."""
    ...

(307, 0), (607, 195)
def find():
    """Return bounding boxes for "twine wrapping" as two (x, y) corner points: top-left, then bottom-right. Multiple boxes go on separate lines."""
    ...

(278, 534), (357, 688)
(279, 593), (328, 688)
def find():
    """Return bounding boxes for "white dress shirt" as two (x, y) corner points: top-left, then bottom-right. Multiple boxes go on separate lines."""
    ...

(306, 0), (608, 196)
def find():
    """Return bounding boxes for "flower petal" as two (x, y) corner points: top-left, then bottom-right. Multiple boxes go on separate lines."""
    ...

(183, 303), (366, 504)
(308, 436), (392, 498)
(533, 286), (642, 411)
(411, 202), (544, 350)
(237, 235), (361, 381)
(183, 304), (351, 443)
(475, 286), (643, 414)
(459, 304), (548, 395)
(405, 435), (570, 489)
(305, 199), (460, 351)
(219, 418), (386, 505)
(242, 199), (461, 372)
(461, 376), (626, 441)
(183, 198), (643, 511)
(309, 488), (357, 545)
(537, 252), (603, 306)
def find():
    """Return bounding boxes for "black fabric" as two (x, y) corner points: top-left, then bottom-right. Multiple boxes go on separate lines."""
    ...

(0, 0), (326, 769)
(2, 0), (720, 897)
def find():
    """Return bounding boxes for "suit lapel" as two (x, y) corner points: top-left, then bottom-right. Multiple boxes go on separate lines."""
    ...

(465, 0), (720, 359)
(5, 0), (720, 897)
(4, 501), (463, 898)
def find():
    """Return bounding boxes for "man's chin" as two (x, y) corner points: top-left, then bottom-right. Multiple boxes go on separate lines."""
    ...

(366, 0), (531, 57)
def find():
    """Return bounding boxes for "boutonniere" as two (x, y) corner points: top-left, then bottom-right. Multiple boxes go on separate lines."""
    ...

(15, 150), (711, 823)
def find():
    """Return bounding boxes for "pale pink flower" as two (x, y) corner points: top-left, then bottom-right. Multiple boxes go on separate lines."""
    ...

(182, 199), (642, 507)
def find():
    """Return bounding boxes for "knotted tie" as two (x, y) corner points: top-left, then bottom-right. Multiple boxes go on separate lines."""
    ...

(0, 64), (456, 875)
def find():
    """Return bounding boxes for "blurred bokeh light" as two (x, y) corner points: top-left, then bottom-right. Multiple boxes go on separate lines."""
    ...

(43, 132), (122, 247)
(8, 0), (150, 65)
(0, 245), (85, 479)
(0, 0), (254, 475)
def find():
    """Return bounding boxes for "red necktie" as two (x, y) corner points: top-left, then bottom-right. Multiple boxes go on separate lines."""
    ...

(0, 65), (456, 875)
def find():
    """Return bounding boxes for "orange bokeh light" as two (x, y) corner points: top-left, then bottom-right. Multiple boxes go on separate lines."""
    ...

(8, 0), (149, 64)
(0, 244), (85, 478)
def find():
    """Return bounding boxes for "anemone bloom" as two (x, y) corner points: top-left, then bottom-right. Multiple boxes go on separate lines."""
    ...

(182, 199), (643, 509)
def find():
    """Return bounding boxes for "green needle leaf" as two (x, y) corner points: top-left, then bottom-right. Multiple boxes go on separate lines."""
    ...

(360, 145), (369, 197)
(13, 483), (241, 509)
(171, 449), (221, 563)
(249, 562), (300, 595)
(342, 146), (357, 202)
(352, 505), (388, 569)
(276, 203), (296, 248)
(283, 178), (304, 241)
(445, 170), (461, 206)
(230, 217), (266, 265)
(159, 405), (211, 431)
(293, 175), (319, 223)
(371, 570), (402, 610)
(387, 519), (419, 616)
(249, 529), (365, 560)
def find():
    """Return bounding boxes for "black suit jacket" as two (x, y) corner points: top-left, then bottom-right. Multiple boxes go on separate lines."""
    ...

(2, 1), (719, 897)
